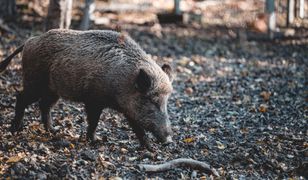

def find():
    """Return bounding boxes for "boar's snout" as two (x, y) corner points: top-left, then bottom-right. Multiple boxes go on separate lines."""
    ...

(153, 122), (173, 144)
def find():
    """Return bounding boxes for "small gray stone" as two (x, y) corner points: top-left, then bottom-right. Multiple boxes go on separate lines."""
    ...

(81, 150), (96, 161)
(54, 139), (70, 148)
(12, 162), (27, 175)
(37, 173), (47, 179)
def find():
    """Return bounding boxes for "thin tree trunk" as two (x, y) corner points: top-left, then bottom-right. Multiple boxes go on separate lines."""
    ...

(287, 0), (295, 26)
(299, 0), (305, 18)
(45, 0), (72, 31)
(0, 0), (17, 21)
(174, 0), (181, 15)
(79, 0), (95, 30)
(265, 0), (275, 39)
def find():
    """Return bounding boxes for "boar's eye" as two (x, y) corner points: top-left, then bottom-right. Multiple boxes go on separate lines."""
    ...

(135, 69), (152, 93)
(149, 94), (164, 109)
(148, 98), (160, 110)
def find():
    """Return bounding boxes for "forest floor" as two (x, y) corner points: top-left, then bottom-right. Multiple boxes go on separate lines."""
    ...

(0, 0), (307, 179)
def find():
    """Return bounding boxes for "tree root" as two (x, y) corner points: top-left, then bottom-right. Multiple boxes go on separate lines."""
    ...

(137, 158), (219, 177)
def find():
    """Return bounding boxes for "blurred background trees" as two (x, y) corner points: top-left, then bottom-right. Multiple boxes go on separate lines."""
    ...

(45, 0), (72, 30)
(0, 0), (307, 39)
(0, 0), (17, 20)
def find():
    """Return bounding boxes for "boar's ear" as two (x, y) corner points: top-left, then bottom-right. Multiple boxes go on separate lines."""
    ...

(162, 64), (174, 82)
(135, 69), (152, 93)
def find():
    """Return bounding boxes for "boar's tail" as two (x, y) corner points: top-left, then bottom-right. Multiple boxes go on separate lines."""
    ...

(0, 45), (24, 73)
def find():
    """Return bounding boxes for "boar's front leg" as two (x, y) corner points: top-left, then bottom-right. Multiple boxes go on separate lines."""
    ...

(128, 120), (153, 151)
(39, 91), (59, 132)
(85, 104), (102, 142)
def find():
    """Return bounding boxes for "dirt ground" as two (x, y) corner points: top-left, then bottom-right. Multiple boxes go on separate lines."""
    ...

(0, 0), (307, 179)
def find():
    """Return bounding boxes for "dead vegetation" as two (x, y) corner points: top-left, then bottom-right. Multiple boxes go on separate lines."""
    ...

(0, 0), (307, 179)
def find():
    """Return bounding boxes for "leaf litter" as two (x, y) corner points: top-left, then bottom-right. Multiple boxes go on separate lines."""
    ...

(0, 0), (307, 179)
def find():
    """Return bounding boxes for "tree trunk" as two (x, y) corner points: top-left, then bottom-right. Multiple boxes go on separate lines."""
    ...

(174, 0), (181, 15)
(79, 0), (95, 30)
(287, 0), (295, 26)
(299, 0), (305, 18)
(0, 0), (17, 21)
(265, 0), (275, 39)
(45, 0), (72, 31)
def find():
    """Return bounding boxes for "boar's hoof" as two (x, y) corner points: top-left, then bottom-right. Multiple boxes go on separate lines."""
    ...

(10, 123), (23, 134)
(89, 140), (99, 146)
(162, 136), (173, 145)
(87, 134), (100, 145)
(140, 141), (154, 152)
(45, 126), (57, 134)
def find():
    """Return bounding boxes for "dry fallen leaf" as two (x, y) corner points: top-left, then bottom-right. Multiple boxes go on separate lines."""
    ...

(39, 137), (49, 142)
(98, 177), (106, 180)
(6, 153), (26, 163)
(260, 91), (271, 101)
(240, 128), (249, 134)
(247, 13), (267, 33)
(185, 87), (194, 95)
(99, 160), (116, 169)
(0, 164), (5, 175)
(209, 128), (216, 133)
(216, 141), (226, 150)
(242, 95), (251, 104)
(109, 177), (122, 180)
(183, 137), (194, 143)
(63, 148), (70, 156)
(120, 148), (128, 154)
(240, 70), (249, 77)
(201, 149), (209, 156)
(187, 77), (198, 85)
(176, 99), (182, 107)
(128, 157), (137, 161)
(259, 104), (268, 113)
(178, 57), (190, 66)
(200, 176), (207, 180)
(29, 122), (41, 131)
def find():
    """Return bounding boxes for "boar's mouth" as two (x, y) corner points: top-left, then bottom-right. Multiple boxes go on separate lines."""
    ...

(145, 125), (173, 144)
(153, 133), (173, 144)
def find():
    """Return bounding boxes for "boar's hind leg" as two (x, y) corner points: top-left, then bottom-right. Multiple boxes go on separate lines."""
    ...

(128, 120), (152, 151)
(10, 91), (39, 133)
(39, 91), (59, 132)
(85, 104), (102, 142)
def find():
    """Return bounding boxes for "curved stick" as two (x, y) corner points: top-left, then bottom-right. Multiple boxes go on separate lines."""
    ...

(138, 158), (219, 177)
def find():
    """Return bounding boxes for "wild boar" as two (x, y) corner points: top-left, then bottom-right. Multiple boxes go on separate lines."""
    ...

(0, 29), (174, 149)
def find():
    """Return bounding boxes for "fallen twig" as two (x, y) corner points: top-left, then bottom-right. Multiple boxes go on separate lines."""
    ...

(137, 158), (219, 177)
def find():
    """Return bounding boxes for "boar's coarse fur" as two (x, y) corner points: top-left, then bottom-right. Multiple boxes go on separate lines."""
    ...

(0, 29), (174, 149)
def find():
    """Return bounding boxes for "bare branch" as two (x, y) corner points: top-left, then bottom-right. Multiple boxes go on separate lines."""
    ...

(138, 158), (219, 177)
